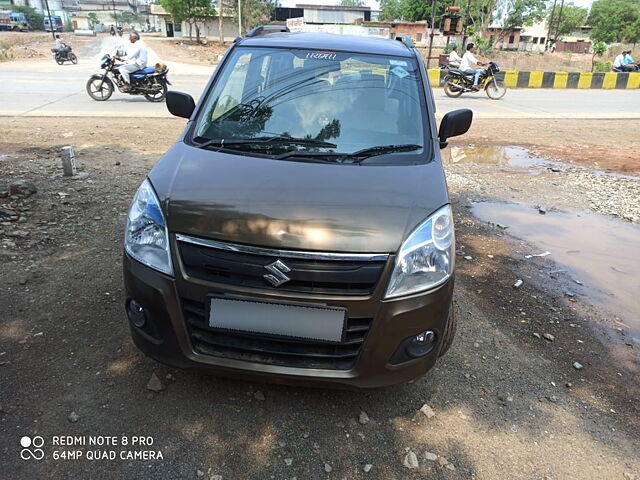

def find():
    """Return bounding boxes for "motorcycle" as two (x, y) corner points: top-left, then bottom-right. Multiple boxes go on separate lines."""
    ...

(443, 61), (507, 100)
(86, 54), (170, 103)
(51, 45), (77, 65)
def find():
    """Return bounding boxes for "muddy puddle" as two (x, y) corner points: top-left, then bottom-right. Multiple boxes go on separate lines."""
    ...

(443, 146), (548, 169)
(472, 202), (640, 343)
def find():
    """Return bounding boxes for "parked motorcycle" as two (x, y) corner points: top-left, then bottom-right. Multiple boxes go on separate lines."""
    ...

(443, 61), (507, 100)
(86, 54), (170, 102)
(51, 45), (77, 65)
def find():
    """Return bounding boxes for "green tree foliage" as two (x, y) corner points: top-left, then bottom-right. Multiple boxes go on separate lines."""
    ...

(159, 0), (217, 42)
(591, 40), (606, 71)
(338, 0), (366, 7)
(88, 13), (99, 28)
(11, 5), (44, 31)
(232, 0), (275, 33)
(378, 0), (448, 23)
(498, 0), (546, 32)
(549, 3), (588, 39)
(588, 0), (640, 44)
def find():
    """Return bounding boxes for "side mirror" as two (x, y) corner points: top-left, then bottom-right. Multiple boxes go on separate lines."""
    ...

(438, 109), (473, 149)
(166, 91), (195, 119)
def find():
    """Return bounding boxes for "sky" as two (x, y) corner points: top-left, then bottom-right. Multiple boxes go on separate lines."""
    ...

(278, 0), (596, 12)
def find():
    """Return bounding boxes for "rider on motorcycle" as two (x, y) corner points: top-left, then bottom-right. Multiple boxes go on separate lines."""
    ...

(116, 32), (148, 92)
(54, 35), (69, 57)
(460, 43), (486, 91)
(448, 45), (462, 68)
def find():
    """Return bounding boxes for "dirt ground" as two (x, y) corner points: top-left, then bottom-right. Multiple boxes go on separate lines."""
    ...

(0, 31), (96, 62)
(450, 118), (640, 175)
(143, 35), (231, 66)
(1, 117), (639, 479)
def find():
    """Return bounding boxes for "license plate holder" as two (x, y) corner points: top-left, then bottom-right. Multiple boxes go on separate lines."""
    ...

(207, 296), (347, 344)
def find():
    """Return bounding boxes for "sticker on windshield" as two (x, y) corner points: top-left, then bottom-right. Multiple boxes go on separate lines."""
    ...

(306, 51), (338, 61)
(391, 66), (410, 78)
(389, 59), (408, 66)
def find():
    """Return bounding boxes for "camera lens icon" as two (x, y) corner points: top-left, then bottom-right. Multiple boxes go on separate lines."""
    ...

(20, 436), (45, 460)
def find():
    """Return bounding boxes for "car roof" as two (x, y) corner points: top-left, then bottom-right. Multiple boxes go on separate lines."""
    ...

(237, 32), (415, 58)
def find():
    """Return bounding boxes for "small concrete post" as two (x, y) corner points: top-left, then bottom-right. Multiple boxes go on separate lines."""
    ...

(61, 146), (77, 177)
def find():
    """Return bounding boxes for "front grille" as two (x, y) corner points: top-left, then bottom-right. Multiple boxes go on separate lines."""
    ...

(177, 237), (387, 296)
(182, 298), (371, 370)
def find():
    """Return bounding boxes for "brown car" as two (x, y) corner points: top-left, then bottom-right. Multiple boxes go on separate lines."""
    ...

(123, 27), (472, 388)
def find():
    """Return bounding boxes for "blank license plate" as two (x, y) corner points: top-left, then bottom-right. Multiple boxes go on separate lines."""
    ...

(208, 297), (346, 343)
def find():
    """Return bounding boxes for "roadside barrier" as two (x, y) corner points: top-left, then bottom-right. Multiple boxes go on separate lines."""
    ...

(430, 69), (640, 89)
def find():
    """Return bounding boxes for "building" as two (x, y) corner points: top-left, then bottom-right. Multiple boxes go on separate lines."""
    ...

(150, 3), (237, 41)
(519, 20), (548, 52)
(483, 25), (522, 50)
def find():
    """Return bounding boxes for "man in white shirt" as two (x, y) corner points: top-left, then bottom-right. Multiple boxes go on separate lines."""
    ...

(460, 43), (485, 90)
(118, 32), (148, 91)
(448, 45), (462, 67)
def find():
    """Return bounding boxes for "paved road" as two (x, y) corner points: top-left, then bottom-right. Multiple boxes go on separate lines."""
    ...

(1, 47), (639, 118)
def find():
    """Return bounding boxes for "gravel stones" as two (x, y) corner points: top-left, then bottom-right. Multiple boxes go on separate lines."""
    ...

(573, 362), (584, 370)
(146, 372), (165, 392)
(403, 451), (419, 469)
(358, 411), (370, 425)
(419, 404), (436, 419)
(68, 411), (79, 423)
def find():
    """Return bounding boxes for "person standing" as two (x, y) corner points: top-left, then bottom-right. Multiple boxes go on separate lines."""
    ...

(117, 32), (148, 91)
(460, 43), (485, 90)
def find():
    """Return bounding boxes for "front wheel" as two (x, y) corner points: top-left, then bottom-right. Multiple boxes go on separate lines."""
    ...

(55, 56), (64, 65)
(70, 53), (78, 64)
(144, 79), (167, 102)
(444, 77), (464, 98)
(86, 76), (114, 101)
(485, 79), (507, 100)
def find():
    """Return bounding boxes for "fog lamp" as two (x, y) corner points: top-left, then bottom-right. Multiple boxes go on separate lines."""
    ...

(126, 299), (147, 328)
(406, 330), (436, 358)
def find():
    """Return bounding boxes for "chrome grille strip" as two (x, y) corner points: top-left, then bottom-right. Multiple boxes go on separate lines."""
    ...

(175, 233), (389, 262)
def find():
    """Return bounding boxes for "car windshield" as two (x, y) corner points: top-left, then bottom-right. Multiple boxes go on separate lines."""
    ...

(192, 46), (429, 164)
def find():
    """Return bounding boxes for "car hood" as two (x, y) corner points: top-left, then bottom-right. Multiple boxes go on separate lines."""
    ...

(151, 144), (449, 253)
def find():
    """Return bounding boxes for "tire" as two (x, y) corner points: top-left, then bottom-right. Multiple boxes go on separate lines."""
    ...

(86, 76), (114, 101)
(70, 53), (78, 64)
(444, 77), (464, 98)
(144, 79), (167, 102)
(55, 56), (64, 65)
(485, 79), (507, 100)
(438, 308), (457, 357)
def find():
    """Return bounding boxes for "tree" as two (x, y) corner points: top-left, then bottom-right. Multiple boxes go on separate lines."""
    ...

(159, 0), (217, 43)
(231, 0), (275, 34)
(338, 0), (365, 6)
(588, 0), (640, 44)
(378, 0), (448, 23)
(378, 0), (403, 21)
(591, 41), (606, 72)
(88, 13), (99, 28)
(496, 0), (546, 36)
(548, 3), (588, 39)
(11, 5), (44, 31)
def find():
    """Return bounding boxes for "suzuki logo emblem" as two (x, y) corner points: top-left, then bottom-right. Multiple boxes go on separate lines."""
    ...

(263, 260), (292, 287)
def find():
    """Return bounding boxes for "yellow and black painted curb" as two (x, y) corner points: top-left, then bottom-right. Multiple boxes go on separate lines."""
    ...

(429, 69), (640, 89)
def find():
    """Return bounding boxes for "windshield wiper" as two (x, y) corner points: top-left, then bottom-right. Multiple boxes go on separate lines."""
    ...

(340, 144), (423, 163)
(193, 135), (337, 151)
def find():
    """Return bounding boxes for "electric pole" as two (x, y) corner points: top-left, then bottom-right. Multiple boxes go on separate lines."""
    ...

(426, 0), (437, 69)
(546, 0), (557, 51)
(238, 0), (242, 36)
(43, 0), (55, 41)
(112, 0), (118, 28)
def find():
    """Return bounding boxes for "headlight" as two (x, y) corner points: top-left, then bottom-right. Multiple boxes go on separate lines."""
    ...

(124, 179), (173, 276)
(385, 205), (454, 299)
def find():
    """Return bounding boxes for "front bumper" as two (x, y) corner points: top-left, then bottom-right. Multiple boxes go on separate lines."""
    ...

(123, 252), (454, 389)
